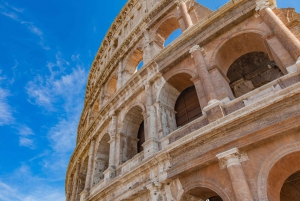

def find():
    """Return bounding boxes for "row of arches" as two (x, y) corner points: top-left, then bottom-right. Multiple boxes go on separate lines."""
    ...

(87, 16), (184, 118)
(86, 30), (288, 175)
(92, 31), (287, 126)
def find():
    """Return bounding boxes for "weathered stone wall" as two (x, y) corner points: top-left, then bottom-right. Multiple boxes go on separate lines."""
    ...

(66, 0), (300, 200)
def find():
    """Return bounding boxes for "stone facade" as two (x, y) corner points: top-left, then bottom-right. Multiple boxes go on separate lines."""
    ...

(66, 0), (300, 200)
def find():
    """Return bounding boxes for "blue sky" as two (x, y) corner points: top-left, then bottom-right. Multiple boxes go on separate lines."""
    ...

(0, 0), (299, 200)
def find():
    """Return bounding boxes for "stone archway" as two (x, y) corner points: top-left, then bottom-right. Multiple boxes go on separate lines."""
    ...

(155, 16), (181, 47)
(257, 142), (300, 201)
(227, 51), (283, 97)
(121, 105), (145, 163)
(157, 72), (202, 137)
(123, 48), (143, 84)
(92, 133), (110, 187)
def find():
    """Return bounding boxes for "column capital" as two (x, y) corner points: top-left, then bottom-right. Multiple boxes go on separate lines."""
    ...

(189, 45), (204, 54)
(175, 0), (190, 6)
(255, 0), (275, 11)
(216, 148), (248, 169)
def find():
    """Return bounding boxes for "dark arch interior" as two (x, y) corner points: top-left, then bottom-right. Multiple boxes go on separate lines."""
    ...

(185, 187), (223, 201)
(206, 196), (223, 201)
(175, 86), (202, 128)
(280, 170), (300, 201)
(137, 121), (145, 153)
(227, 51), (283, 98)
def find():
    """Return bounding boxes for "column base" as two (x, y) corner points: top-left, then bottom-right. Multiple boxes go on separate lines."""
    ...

(203, 99), (226, 123)
(286, 57), (300, 74)
(103, 166), (116, 182)
(142, 138), (159, 159)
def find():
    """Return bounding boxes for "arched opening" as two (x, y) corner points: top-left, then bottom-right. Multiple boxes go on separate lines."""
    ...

(137, 121), (145, 153)
(104, 75), (117, 103)
(280, 170), (300, 200)
(227, 52), (283, 97)
(216, 32), (284, 98)
(124, 48), (143, 83)
(158, 72), (202, 137)
(164, 28), (182, 47)
(76, 157), (88, 200)
(266, 151), (300, 201)
(175, 85), (202, 128)
(135, 60), (144, 72)
(121, 106), (145, 163)
(181, 188), (223, 201)
(90, 100), (99, 122)
(156, 17), (181, 48)
(92, 134), (110, 187)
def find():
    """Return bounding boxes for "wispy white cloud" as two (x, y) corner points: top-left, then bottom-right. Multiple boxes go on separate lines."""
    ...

(0, 2), (50, 50)
(1, 11), (18, 20)
(0, 75), (14, 126)
(19, 137), (36, 149)
(16, 125), (36, 149)
(26, 52), (87, 176)
(0, 165), (65, 201)
(4, 2), (24, 13)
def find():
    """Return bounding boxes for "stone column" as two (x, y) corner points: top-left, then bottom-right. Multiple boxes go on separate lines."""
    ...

(154, 102), (163, 139)
(256, 0), (300, 61)
(189, 45), (217, 104)
(217, 148), (253, 201)
(117, 61), (123, 90)
(176, 0), (193, 29)
(81, 140), (96, 200)
(146, 182), (163, 201)
(104, 115), (117, 181)
(143, 31), (152, 64)
(143, 82), (159, 159)
(70, 161), (81, 201)
(99, 88), (105, 108)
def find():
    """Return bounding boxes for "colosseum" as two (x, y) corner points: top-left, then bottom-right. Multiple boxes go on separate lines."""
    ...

(66, 0), (300, 200)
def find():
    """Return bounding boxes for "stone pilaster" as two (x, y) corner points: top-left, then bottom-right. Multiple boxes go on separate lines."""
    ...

(81, 140), (96, 200)
(70, 161), (81, 201)
(176, 0), (193, 29)
(115, 132), (126, 166)
(99, 88), (105, 107)
(146, 182), (163, 201)
(217, 148), (253, 201)
(143, 31), (152, 64)
(104, 115), (118, 181)
(256, 0), (300, 61)
(117, 61), (123, 90)
(154, 102), (164, 139)
(143, 82), (159, 159)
